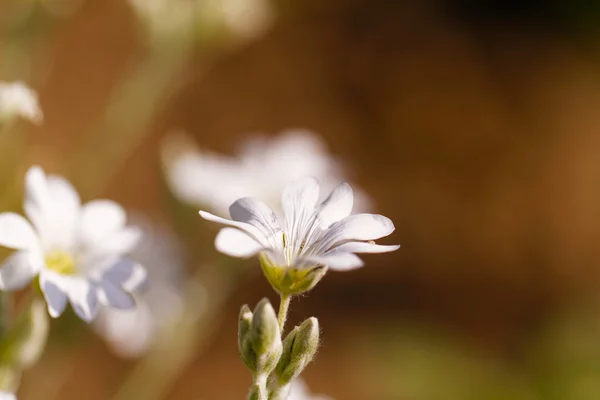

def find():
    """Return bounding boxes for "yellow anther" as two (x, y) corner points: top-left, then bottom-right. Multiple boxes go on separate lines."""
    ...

(45, 250), (76, 275)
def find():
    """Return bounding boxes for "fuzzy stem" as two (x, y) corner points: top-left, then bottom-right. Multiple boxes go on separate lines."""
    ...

(249, 376), (269, 400)
(277, 294), (291, 333)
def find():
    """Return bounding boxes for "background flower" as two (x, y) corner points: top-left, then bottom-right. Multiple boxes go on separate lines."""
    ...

(0, 82), (42, 125)
(0, 166), (146, 322)
(288, 378), (333, 400)
(163, 129), (372, 216)
(93, 216), (187, 358)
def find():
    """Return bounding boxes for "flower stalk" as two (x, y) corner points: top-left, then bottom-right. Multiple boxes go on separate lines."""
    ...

(277, 294), (291, 333)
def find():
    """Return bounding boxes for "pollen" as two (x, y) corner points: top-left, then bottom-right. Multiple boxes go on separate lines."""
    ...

(45, 250), (76, 275)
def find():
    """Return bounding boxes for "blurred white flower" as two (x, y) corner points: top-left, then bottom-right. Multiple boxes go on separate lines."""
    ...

(0, 391), (16, 400)
(127, 0), (197, 41)
(0, 166), (146, 322)
(201, 177), (397, 271)
(128, 0), (273, 44)
(0, 82), (42, 125)
(94, 218), (187, 358)
(163, 128), (371, 216)
(288, 378), (333, 400)
(216, 0), (273, 39)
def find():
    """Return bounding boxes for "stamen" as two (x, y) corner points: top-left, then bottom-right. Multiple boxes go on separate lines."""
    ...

(45, 250), (76, 275)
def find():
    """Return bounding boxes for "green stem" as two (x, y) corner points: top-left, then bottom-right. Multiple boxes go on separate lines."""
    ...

(277, 295), (291, 333)
(248, 376), (268, 400)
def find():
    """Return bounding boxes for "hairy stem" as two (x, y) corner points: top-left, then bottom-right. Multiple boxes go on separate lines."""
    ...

(277, 295), (291, 333)
(249, 376), (269, 400)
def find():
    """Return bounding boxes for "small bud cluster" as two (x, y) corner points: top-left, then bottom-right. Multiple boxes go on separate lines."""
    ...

(238, 299), (320, 400)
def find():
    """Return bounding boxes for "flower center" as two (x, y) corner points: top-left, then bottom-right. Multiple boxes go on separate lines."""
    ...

(45, 250), (76, 275)
(282, 232), (308, 265)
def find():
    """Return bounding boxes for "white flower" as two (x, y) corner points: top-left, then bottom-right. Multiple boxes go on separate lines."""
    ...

(127, 0), (197, 41)
(200, 177), (398, 294)
(288, 379), (333, 400)
(217, 0), (273, 39)
(0, 166), (146, 322)
(163, 128), (372, 216)
(0, 81), (42, 125)
(94, 218), (187, 358)
(0, 391), (16, 400)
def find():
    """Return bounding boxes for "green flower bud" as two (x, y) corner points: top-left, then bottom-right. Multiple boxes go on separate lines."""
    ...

(250, 298), (282, 376)
(238, 304), (256, 372)
(14, 298), (49, 369)
(260, 253), (327, 296)
(274, 317), (319, 385)
(0, 298), (49, 371)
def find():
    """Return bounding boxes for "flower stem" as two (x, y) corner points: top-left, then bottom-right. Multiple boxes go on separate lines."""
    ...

(248, 376), (268, 400)
(277, 294), (291, 333)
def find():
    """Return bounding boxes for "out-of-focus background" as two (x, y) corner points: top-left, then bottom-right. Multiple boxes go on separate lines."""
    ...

(4, 0), (600, 399)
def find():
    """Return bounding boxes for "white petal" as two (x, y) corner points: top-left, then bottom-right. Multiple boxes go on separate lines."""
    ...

(101, 259), (147, 292)
(66, 278), (99, 322)
(80, 200), (126, 243)
(281, 177), (320, 229)
(0, 250), (41, 290)
(97, 281), (135, 309)
(215, 227), (264, 258)
(330, 241), (400, 254)
(314, 182), (354, 228)
(36, 174), (81, 250)
(122, 263), (147, 293)
(95, 227), (142, 255)
(47, 175), (81, 211)
(199, 210), (270, 247)
(315, 213), (395, 252)
(302, 252), (364, 271)
(0, 391), (16, 400)
(39, 271), (68, 318)
(0, 213), (39, 250)
(229, 197), (281, 239)
(25, 165), (48, 210)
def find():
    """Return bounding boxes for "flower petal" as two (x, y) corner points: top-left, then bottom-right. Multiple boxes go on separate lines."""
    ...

(0, 250), (41, 290)
(100, 258), (147, 292)
(66, 278), (99, 322)
(80, 200), (126, 244)
(97, 280), (135, 309)
(24, 165), (48, 210)
(122, 262), (147, 293)
(0, 391), (16, 400)
(229, 197), (281, 240)
(0, 213), (39, 250)
(329, 241), (400, 254)
(94, 227), (142, 256)
(39, 271), (68, 318)
(215, 227), (264, 258)
(33, 174), (81, 250)
(314, 213), (395, 252)
(281, 177), (320, 230)
(314, 182), (354, 228)
(199, 210), (270, 247)
(302, 252), (364, 271)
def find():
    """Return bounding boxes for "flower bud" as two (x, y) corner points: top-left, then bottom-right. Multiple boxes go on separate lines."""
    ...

(14, 298), (49, 369)
(260, 253), (327, 296)
(238, 304), (256, 371)
(250, 298), (282, 376)
(274, 317), (319, 385)
(0, 298), (49, 371)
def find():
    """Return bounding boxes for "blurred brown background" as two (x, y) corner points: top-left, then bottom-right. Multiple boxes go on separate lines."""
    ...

(5, 0), (600, 399)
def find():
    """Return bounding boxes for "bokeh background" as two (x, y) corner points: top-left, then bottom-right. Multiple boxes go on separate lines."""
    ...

(4, 0), (600, 399)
